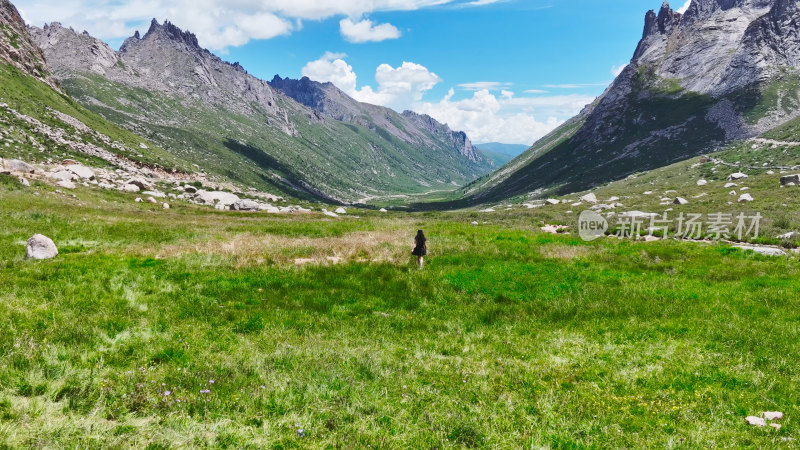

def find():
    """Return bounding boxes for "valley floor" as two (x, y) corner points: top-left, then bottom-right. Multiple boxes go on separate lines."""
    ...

(1, 175), (799, 448)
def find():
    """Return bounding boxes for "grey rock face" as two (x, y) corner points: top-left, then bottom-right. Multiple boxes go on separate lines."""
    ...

(26, 234), (58, 259)
(0, 0), (57, 86)
(6, 159), (35, 173)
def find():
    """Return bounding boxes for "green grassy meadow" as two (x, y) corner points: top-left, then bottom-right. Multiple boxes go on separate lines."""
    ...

(1, 176), (799, 448)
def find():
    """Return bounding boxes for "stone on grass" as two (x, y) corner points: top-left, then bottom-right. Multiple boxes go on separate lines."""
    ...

(322, 209), (339, 218)
(50, 171), (75, 182)
(7, 159), (35, 173)
(379, 208), (388, 212)
(738, 193), (754, 202)
(778, 231), (799, 240)
(162, 203), (170, 209)
(697, 179), (708, 186)
(771, 423), (782, 430)
(123, 183), (140, 193)
(734, 245), (786, 256)
(673, 197), (689, 205)
(334, 207), (347, 214)
(146, 197), (158, 204)
(19, 177), (29, 187)
(728, 172), (748, 181)
(724, 182), (738, 188)
(135, 198), (143, 203)
(26, 234), (58, 260)
(746, 416), (767, 427)
(56, 180), (76, 189)
(232, 199), (260, 211)
(580, 192), (598, 203)
(67, 165), (95, 179)
(545, 198), (560, 205)
(780, 174), (800, 186)
(763, 411), (784, 421)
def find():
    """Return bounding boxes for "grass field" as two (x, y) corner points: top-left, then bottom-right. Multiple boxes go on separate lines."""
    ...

(1, 175), (799, 448)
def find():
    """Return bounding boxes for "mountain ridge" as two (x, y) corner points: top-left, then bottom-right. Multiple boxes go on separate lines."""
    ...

(31, 18), (491, 202)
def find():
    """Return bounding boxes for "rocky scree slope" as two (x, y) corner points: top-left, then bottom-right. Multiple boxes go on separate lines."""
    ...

(454, 0), (800, 206)
(0, 0), (55, 87)
(32, 20), (491, 202)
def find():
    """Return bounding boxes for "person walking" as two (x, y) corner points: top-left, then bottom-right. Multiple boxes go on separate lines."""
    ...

(412, 230), (427, 269)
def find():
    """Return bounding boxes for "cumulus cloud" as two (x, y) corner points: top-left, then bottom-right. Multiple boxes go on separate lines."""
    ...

(302, 53), (440, 111)
(302, 53), (595, 144)
(340, 18), (400, 43)
(15, 0), (484, 50)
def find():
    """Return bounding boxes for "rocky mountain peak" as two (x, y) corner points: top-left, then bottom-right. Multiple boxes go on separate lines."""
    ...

(145, 19), (200, 49)
(0, 0), (57, 86)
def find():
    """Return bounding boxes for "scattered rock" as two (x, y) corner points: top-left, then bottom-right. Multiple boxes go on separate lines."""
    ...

(767, 170), (775, 175)
(232, 199), (260, 211)
(135, 197), (143, 203)
(183, 185), (198, 194)
(545, 198), (560, 205)
(162, 203), (170, 209)
(66, 165), (95, 180)
(780, 174), (800, 186)
(729, 190), (737, 196)
(379, 208), (388, 212)
(26, 234), (58, 260)
(471, 221), (479, 225)
(19, 177), (30, 187)
(50, 171), (76, 182)
(620, 211), (659, 219)
(697, 179), (708, 186)
(770, 423), (782, 430)
(728, 172), (748, 180)
(643, 191), (653, 195)
(126, 177), (153, 190)
(541, 224), (568, 234)
(778, 231), (799, 240)
(643, 235), (660, 242)
(479, 208), (496, 213)
(673, 197), (689, 205)
(734, 245), (786, 256)
(580, 192), (598, 203)
(746, 416), (767, 427)
(334, 207), (347, 214)
(6, 159), (35, 173)
(141, 190), (166, 198)
(122, 183), (140, 193)
(763, 411), (784, 421)
(724, 182), (738, 188)
(738, 193), (754, 202)
(56, 180), (76, 189)
(146, 197), (158, 204)
(321, 209), (339, 218)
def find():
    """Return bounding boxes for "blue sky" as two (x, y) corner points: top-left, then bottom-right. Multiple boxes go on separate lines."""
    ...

(17, 0), (692, 144)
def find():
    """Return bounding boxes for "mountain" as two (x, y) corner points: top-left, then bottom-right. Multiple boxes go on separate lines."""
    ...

(0, 0), (55, 87)
(31, 20), (491, 202)
(474, 143), (530, 167)
(0, 0), (190, 177)
(454, 0), (800, 205)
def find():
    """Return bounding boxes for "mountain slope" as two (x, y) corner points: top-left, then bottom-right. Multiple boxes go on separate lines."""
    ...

(32, 21), (490, 202)
(0, 0), (192, 177)
(455, 0), (800, 205)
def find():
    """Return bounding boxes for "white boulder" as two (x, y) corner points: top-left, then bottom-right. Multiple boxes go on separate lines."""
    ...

(580, 192), (598, 204)
(738, 193), (754, 202)
(67, 165), (95, 180)
(26, 234), (58, 260)
(673, 197), (689, 205)
(334, 207), (347, 214)
(728, 172), (748, 181)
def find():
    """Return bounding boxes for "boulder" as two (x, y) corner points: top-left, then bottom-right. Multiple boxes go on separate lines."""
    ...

(6, 159), (35, 173)
(232, 199), (261, 211)
(545, 198), (561, 205)
(724, 182), (737, 188)
(697, 179), (708, 186)
(183, 185), (198, 194)
(780, 174), (800, 186)
(50, 171), (76, 182)
(122, 183), (140, 193)
(56, 180), (76, 189)
(738, 193), (754, 202)
(778, 231), (799, 240)
(580, 192), (598, 203)
(26, 234), (58, 260)
(162, 203), (170, 210)
(619, 211), (659, 219)
(126, 177), (153, 190)
(379, 208), (388, 212)
(322, 209), (339, 218)
(734, 245), (786, 256)
(135, 197), (143, 203)
(141, 190), (166, 198)
(260, 205), (280, 213)
(19, 177), (29, 187)
(673, 197), (689, 205)
(146, 197), (157, 204)
(67, 165), (95, 180)
(728, 172), (748, 181)
(194, 190), (239, 208)
(334, 207), (347, 214)
(763, 411), (784, 421)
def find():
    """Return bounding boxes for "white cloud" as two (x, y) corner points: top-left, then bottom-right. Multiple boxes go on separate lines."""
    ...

(339, 18), (400, 43)
(302, 53), (440, 112)
(524, 89), (549, 94)
(677, 0), (692, 14)
(611, 64), (627, 77)
(15, 0), (494, 50)
(458, 81), (512, 91)
(301, 53), (594, 145)
(544, 82), (610, 89)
